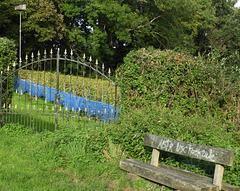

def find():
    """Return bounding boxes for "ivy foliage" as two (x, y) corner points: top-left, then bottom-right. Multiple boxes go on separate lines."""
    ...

(0, 37), (17, 113)
(119, 48), (239, 121)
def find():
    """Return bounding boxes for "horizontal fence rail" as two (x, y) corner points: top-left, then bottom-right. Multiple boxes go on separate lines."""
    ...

(0, 49), (120, 131)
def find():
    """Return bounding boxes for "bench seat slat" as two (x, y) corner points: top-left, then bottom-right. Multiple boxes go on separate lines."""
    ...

(144, 133), (234, 166)
(120, 159), (219, 191)
(157, 163), (240, 191)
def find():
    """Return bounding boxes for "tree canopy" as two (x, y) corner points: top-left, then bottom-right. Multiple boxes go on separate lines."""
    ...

(0, 0), (239, 68)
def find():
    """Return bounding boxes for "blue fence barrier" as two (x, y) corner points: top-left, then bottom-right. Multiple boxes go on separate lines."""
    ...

(14, 78), (119, 122)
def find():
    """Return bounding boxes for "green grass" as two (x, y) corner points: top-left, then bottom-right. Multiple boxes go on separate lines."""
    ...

(3, 92), (107, 132)
(0, 124), (162, 191)
(0, 130), (108, 190)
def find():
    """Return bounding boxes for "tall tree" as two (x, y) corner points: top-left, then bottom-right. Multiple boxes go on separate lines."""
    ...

(63, 0), (216, 68)
(207, 0), (239, 54)
(0, 0), (66, 55)
(0, 0), (221, 67)
(63, 0), (153, 68)
(23, 0), (66, 53)
(0, 0), (19, 40)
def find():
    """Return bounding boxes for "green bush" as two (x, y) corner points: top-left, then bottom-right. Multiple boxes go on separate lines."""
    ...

(117, 48), (239, 185)
(111, 105), (240, 186)
(119, 48), (240, 121)
(0, 37), (17, 123)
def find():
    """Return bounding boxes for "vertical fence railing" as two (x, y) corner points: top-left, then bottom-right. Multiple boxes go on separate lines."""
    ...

(55, 49), (60, 130)
(0, 49), (120, 131)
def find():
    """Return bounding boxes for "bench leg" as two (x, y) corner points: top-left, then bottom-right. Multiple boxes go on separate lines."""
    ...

(151, 149), (160, 166)
(213, 164), (224, 190)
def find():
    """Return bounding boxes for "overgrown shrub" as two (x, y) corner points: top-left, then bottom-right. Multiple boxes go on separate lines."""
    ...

(0, 37), (17, 122)
(117, 48), (239, 186)
(119, 47), (239, 121)
(111, 105), (240, 186)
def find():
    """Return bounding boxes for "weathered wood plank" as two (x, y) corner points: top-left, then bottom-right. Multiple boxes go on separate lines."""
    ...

(144, 133), (234, 166)
(157, 164), (240, 191)
(213, 164), (224, 190)
(120, 159), (219, 191)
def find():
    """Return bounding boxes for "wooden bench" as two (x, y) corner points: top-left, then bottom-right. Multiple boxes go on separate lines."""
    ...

(120, 133), (240, 191)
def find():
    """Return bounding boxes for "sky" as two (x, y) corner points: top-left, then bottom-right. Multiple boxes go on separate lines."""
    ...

(235, 0), (240, 7)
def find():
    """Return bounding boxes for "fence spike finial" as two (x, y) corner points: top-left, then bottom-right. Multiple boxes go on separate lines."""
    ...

(96, 59), (98, 65)
(64, 49), (67, 56)
(50, 49), (53, 55)
(108, 68), (111, 74)
(102, 63), (105, 69)
(70, 49), (73, 56)
(13, 62), (16, 67)
(7, 66), (10, 72)
(31, 52), (34, 58)
(44, 49), (47, 55)
(83, 53), (86, 60)
(37, 50), (40, 57)
(25, 54), (28, 60)
(89, 56), (92, 62)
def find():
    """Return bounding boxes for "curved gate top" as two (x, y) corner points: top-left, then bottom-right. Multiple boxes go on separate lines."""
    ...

(0, 49), (120, 131)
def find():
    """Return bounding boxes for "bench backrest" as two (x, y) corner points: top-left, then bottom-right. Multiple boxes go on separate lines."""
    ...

(144, 133), (234, 166)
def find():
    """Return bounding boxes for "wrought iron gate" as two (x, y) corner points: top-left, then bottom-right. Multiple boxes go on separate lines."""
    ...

(0, 49), (120, 131)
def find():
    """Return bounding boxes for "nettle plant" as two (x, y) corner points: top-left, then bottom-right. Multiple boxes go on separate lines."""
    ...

(119, 48), (239, 120)
(0, 37), (17, 111)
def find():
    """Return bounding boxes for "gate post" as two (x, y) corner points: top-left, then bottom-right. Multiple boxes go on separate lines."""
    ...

(55, 48), (60, 130)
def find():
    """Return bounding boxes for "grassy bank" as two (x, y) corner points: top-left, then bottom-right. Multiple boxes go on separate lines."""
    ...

(0, 123), (164, 191)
